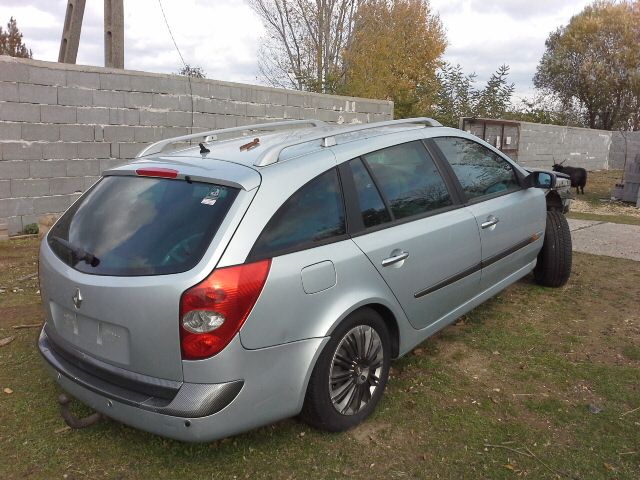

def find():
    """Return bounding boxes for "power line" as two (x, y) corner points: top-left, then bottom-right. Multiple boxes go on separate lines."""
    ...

(157, 0), (187, 68)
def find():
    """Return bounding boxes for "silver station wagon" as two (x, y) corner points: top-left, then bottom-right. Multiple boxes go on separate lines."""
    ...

(38, 118), (572, 441)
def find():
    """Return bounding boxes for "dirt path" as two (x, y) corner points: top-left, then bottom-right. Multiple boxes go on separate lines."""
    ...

(568, 218), (640, 261)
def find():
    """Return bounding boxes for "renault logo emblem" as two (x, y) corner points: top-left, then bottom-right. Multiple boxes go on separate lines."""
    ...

(72, 288), (83, 309)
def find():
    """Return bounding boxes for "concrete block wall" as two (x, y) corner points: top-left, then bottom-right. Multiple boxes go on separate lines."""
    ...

(0, 56), (393, 235)
(516, 121), (612, 171)
(609, 131), (640, 170)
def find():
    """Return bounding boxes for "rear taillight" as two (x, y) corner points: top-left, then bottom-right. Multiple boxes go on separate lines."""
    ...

(179, 259), (271, 360)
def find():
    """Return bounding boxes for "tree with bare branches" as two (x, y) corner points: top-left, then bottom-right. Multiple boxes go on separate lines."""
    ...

(248, 0), (359, 93)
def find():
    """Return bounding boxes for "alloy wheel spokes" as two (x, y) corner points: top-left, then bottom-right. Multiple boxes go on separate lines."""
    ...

(329, 325), (384, 416)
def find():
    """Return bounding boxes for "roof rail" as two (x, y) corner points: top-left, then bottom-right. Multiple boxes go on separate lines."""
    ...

(136, 119), (328, 158)
(254, 117), (442, 167)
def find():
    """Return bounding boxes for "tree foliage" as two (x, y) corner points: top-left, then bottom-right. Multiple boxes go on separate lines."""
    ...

(0, 17), (32, 58)
(534, 1), (640, 130)
(178, 64), (206, 78)
(432, 63), (515, 127)
(342, 0), (446, 118)
(248, 0), (358, 93)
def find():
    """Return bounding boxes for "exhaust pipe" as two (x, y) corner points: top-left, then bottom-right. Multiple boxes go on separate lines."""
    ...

(58, 394), (103, 429)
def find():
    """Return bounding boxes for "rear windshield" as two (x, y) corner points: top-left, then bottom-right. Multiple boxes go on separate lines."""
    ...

(48, 175), (238, 276)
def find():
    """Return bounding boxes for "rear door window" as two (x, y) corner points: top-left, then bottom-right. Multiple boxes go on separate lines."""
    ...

(348, 158), (391, 228)
(48, 176), (238, 276)
(433, 137), (520, 201)
(250, 168), (346, 259)
(363, 141), (453, 220)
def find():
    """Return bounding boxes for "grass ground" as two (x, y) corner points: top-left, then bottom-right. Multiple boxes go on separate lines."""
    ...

(566, 169), (640, 225)
(0, 238), (639, 479)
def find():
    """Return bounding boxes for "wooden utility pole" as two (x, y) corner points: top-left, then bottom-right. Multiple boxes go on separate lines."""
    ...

(58, 0), (124, 69)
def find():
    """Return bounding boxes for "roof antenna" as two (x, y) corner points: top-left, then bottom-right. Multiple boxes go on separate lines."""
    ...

(199, 143), (210, 154)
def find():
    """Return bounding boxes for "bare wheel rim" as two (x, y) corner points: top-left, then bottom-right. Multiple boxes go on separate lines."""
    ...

(329, 325), (384, 416)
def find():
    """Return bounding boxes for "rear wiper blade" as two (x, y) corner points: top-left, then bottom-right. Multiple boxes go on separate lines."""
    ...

(50, 236), (100, 267)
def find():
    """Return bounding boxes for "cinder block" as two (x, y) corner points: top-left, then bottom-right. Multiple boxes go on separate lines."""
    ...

(209, 84), (231, 100)
(193, 113), (216, 128)
(0, 81), (19, 101)
(133, 126), (161, 142)
(66, 71), (100, 89)
(41, 104), (77, 124)
(94, 125), (104, 141)
(30, 159), (69, 178)
(283, 106), (301, 119)
(262, 90), (287, 106)
(167, 111), (192, 127)
(0, 102), (40, 122)
(50, 177), (85, 195)
(178, 95), (192, 111)
(0, 62), (29, 82)
(215, 115), (237, 129)
(284, 93), (303, 108)
(109, 108), (139, 126)
(124, 92), (153, 108)
(152, 94), (181, 110)
(11, 178), (50, 197)
(0, 197), (34, 217)
(60, 124), (95, 141)
(77, 107), (110, 125)
(5, 215), (22, 235)
(100, 158), (126, 172)
(78, 143), (111, 159)
(28, 67), (66, 86)
(18, 83), (57, 104)
(22, 123), (60, 141)
(246, 104), (266, 117)
(99, 73), (131, 91)
(160, 127), (190, 138)
(43, 143), (78, 161)
(140, 110), (168, 126)
(33, 194), (73, 214)
(190, 81), (209, 97)
(58, 86), (93, 106)
(266, 104), (285, 118)
(130, 75), (163, 93)
(0, 160), (29, 179)
(118, 143), (147, 159)
(230, 86), (250, 102)
(93, 90), (125, 108)
(2, 142), (43, 160)
(0, 121), (21, 140)
(67, 159), (100, 176)
(104, 125), (136, 142)
(0, 179), (10, 198)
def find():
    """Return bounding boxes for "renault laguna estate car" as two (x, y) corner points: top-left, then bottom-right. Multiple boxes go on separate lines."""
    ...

(38, 118), (572, 441)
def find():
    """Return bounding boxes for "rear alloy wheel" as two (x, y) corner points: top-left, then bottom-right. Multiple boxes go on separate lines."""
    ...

(301, 308), (390, 431)
(534, 210), (572, 287)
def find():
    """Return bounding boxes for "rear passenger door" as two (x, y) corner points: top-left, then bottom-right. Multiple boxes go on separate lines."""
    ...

(429, 137), (546, 292)
(344, 141), (482, 331)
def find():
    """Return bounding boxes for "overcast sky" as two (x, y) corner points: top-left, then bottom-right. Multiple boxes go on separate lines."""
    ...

(0, 0), (593, 100)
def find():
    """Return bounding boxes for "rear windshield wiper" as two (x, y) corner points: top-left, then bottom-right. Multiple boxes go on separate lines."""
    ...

(50, 236), (100, 267)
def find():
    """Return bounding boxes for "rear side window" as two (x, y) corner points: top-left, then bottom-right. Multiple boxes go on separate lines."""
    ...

(349, 158), (391, 228)
(433, 137), (520, 201)
(363, 141), (452, 220)
(250, 169), (346, 259)
(48, 176), (238, 276)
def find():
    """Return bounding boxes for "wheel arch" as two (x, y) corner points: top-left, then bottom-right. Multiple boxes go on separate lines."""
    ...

(545, 190), (563, 212)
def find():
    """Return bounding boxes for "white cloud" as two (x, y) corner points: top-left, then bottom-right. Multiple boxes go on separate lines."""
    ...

(0, 0), (593, 97)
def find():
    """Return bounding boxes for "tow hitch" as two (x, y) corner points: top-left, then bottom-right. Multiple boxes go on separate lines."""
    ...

(58, 394), (103, 429)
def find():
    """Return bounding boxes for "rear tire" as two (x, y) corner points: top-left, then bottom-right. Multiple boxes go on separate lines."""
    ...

(534, 210), (572, 287)
(300, 308), (390, 432)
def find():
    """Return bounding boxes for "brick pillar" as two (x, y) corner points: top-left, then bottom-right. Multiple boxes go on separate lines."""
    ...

(58, 0), (86, 64)
(104, 0), (124, 69)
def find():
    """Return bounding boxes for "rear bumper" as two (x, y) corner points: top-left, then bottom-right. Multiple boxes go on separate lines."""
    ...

(38, 326), (328, 442)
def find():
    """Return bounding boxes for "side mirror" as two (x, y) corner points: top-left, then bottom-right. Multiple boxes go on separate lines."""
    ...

(524, 171), (556, 189)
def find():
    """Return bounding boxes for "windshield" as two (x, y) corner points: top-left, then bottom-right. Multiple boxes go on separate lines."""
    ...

(48, 175), (238, 276)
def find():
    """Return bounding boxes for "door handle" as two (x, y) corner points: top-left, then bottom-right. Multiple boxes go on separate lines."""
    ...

(481, 215), (499, 229)
(382, 250), (409, 267)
